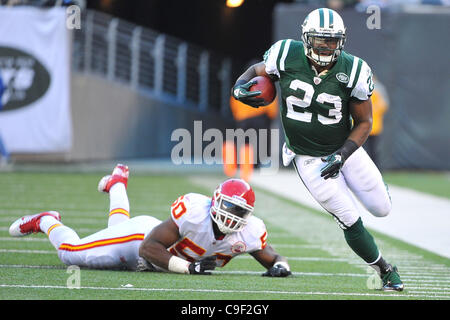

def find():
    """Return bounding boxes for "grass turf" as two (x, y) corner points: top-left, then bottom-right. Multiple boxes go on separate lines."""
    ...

(0, 170), (449, 301)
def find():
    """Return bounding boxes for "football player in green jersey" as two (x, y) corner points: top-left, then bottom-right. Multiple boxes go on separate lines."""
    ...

(232, 8), (403, 291)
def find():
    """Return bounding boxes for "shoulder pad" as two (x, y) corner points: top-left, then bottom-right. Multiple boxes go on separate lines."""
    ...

(170, 193), (211, 226)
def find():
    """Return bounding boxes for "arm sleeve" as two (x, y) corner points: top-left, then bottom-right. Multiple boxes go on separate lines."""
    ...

(243, 217), (268, 252)
(263, 40), (284, 79)
(350, 60), (374, 101)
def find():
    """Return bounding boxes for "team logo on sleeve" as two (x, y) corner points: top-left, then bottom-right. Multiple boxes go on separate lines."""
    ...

(231, 241), (246, 254)
(336, 72), (349, 83)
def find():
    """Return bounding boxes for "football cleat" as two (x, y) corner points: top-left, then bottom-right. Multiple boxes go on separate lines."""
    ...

(9, 211), (61, 237)
(381, 265), (404, 292)
(98, 164), (129, 193)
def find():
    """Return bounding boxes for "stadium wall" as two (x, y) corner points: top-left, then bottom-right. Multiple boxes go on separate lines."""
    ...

(69, 72), (234, 161)
(13, 72), (234, 162)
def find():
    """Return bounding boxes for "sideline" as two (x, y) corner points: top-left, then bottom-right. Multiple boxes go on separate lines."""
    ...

(250, 170), (450, 259)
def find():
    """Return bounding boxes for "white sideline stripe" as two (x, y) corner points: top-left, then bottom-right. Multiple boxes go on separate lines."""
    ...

(2, 264), (449, 284)
(0, 227), (98, 233)
(213, 270), (367, 277)
(219, 270), (450, 281)
(271, 244), (325, 249)
(0, 217), (106, 225)
(0, 264), (367, 278)
(0, 249), (348, 262)
(409, 291), (450, 295)
(0, 249), (54, 254)
(401, 275), (450, 280)
(236, 255), (348, 262)
(400, 266), (450, 270)
(0, 237), (48, 242)
(408, 284), (450, 289)
(408, 287), (450, 291)
(1, 249), (448, 277)
(403, 279), (450, 283)
(0, 264), (64, 270)
(1, 284), (449, 299)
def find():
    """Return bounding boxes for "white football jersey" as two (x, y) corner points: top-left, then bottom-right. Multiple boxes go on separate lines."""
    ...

(169, 193), (268, 267)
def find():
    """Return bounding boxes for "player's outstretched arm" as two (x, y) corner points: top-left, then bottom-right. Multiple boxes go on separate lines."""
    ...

(138, 218), (216, 275)
(250, 245), (291, 277)
(139, 218), (189, 273)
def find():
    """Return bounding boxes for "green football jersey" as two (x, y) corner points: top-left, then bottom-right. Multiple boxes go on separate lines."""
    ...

(264, 39), (374, 156)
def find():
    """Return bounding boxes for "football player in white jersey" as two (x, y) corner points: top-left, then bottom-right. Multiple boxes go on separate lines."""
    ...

(9, 164), (291, 277)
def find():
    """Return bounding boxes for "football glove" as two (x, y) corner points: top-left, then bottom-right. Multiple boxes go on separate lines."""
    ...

(232, 80), (265, 108)
(262, 263), (292, 277)
(320, 139), (359, 180)
(320, 152), (344, 180)
(188, 256), (217, 275)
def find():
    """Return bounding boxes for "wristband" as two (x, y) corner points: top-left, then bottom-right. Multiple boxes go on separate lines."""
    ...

(168, 255), (190, 274)
(235, 79), (248, 87)
(339, 139), (359, 162)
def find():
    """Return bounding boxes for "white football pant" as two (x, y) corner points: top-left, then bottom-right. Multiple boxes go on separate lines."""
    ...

(42, 183), (161, 270)
(292, 147), (391, 229)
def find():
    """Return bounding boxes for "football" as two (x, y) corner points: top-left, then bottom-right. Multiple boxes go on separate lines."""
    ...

(249, 75), (276, 105)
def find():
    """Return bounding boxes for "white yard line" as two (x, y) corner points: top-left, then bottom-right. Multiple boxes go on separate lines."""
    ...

(0, 283), (449, 299)
(0, 249), (55, 254)
(0, 237), (49, 242)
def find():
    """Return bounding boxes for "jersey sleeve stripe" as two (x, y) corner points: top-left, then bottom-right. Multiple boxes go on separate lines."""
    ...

(352, 58), (364, 89)
(347, 56), (360, 88)
(279, 39), (292, 71)
(276, 40), (286, 73)
(264, 40), (283, 78)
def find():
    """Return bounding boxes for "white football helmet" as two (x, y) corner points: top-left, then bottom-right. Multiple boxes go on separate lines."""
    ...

(301, 8), (346, 67)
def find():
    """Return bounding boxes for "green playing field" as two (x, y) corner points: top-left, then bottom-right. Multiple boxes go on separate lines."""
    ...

(0, 170), (449, 301)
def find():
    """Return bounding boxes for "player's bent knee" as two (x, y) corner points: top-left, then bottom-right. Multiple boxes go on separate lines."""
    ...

(368, 200), (391, 217)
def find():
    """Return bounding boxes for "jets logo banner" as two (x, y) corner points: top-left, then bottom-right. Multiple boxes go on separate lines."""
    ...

(0, 7), (72, 152)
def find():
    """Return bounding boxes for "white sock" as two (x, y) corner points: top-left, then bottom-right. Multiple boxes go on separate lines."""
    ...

(108, 183), (130, 227)
(40, 216), (80, 250)
(39, 216), (61, 234)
